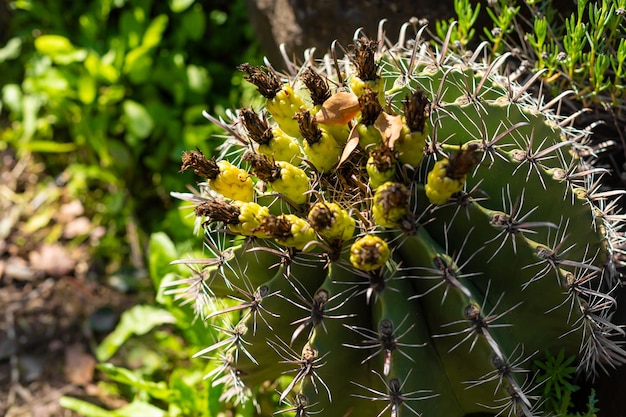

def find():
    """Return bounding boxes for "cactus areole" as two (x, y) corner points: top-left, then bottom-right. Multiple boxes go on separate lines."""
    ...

(171, 22), (626, 417)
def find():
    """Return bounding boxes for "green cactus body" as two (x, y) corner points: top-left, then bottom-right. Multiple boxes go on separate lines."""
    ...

(171, 22), (626, 417)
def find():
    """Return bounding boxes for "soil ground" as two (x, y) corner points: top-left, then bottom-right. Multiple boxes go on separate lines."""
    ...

(0, 149), (136, 417)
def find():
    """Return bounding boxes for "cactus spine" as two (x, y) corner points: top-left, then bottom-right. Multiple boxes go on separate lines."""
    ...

(171, 22), (626, 417)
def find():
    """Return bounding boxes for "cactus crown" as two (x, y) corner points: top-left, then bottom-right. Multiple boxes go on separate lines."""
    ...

(171, 20), (626, 417)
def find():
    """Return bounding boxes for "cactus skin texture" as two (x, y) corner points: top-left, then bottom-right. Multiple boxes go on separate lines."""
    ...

(172, 22), (626, 417)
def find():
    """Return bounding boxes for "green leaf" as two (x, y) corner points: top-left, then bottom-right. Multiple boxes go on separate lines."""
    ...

(2, 84), (23, 114)
(34, 34), (74, 55)
(186, 65), (210, 94)
(181, 6), (206, 41)
(60, 396), (116, 417)
(78, 75), (97, 104)
(0, 37), (22, 62)
(169, 368), (206, 416)
(148, 232), (178, 280)
(168, 0), (195, 13)
(61, 396), (168, 417)
(122, 99), (154, 139)
(85, 53), (120, 83)
(112, 401), (167, 417)
(142, 14), (169, 49)
(96, 305), (175, 361)
(21, 141), (78, 153)
(97, 363), (170, 401)
(124, 47), (153, 84)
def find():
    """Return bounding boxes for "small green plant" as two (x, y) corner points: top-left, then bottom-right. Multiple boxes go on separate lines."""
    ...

(534, 350), (600, 417)
(439, 0), (626, 118)
(166, 20), (626, 417)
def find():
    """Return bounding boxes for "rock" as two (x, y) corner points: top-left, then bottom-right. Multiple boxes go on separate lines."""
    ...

(29, 243), (76, 278)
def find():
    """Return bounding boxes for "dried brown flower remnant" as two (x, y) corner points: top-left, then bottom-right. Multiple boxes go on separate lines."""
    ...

(301, 67), (332, 106)
(243, 152), (281, 183)
(294, 110), (322, 145)
(240, 108), (273, 146)
(369, 146), (395, 173)
(446, 144), (480, 180)
(181, 150), (220, 179)
(359, 88), (383, 126)
(256, 214), (293, 240)
(237, 63), (282, 99)
(194, 200), (241, 225)
(403, 89), (431, 133)
(354, 39), (379, 81)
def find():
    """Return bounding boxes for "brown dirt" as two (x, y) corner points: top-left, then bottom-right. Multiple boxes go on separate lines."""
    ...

(0, 149), (135, 417)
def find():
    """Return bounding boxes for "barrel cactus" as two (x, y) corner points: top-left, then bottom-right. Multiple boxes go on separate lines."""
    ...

(170, 21), (626, 416)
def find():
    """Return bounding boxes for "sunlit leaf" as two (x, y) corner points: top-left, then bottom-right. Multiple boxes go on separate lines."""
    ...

(78, 75), (97, 104)
(97, 363), (170, 401)
(59, 397), (115, 417)
(123, 99), (154, 139)
(2, 84), (23, 114)
(113, 401), (167, 417)
(169, 0), (195, 13)
(142, 15), (169, 49)
(21, 141), (77, 153)
(34, 34), (74, 55)
(0, 37), (22, 62)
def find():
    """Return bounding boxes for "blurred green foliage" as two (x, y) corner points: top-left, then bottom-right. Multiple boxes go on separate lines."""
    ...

(0, 0), (260, 268)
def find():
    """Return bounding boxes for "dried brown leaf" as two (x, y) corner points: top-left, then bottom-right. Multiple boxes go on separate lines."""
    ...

(375, 113), (404, 148)
(314, 92), (360, 125)
(336, 125), (361, 168)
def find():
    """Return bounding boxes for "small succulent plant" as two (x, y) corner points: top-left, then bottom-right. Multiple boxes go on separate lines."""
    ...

(170, 21), (626, 417)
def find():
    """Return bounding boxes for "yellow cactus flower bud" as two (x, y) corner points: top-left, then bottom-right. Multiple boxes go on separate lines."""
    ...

(357, 123), (383, 151)
(308, 202), (355, 242)
(372, 182), (410, 228)
(257, 127), (303, 164)
(266, 84), (306, 137)
(366, 149), (396, 190)
(228, 202), (271, 238)
(350, 234), (390, 271)
(425, 159), (466, 205)
(209, 160), (254, 202)
(274, 214), (316, 250)
(425, 146), (478, 205)
(272, 161), (310, 205)
(395, 125), (426, 168)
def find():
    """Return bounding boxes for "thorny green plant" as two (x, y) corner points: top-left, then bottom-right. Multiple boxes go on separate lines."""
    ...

(166, 18), (626, 417)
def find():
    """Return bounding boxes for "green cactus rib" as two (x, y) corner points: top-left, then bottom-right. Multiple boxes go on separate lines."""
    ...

(170, 21), (626, 417)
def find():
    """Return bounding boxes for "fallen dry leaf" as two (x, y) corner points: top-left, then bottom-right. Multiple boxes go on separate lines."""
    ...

(336, 124), (361, 168)
(314, 92), (360, 125)
(375, 112), (404, 148)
